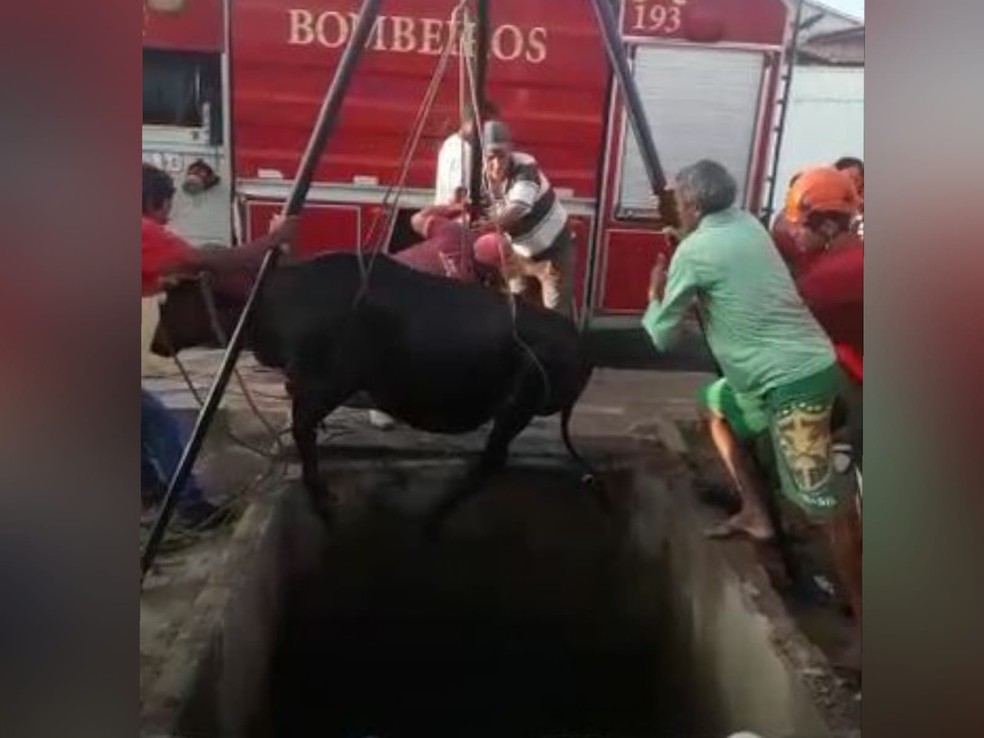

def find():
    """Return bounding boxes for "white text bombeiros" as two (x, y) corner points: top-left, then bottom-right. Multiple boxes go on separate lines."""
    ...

(287, 10), (548, 65)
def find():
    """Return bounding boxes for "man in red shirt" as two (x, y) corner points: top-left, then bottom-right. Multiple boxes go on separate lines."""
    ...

(787, 169), (864, 515)
(141, 163), (297, 528)
(783, 168), (864, 670)
(775, 161), (863, 274)
(834, 156), (864, 238)
(400, 202), (514, 280)
(393, 202), (478, 281)
(797, 241), (863, 383)
(142, 165), (297, 296)
(783, 167), (863, 382)
(771, 172), (831, 278)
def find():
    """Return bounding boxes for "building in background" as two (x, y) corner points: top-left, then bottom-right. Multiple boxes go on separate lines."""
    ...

(799, 25), (865, 66)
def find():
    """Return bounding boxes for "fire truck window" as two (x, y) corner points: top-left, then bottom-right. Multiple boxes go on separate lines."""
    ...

(617, 46), (767, 218)
(143, 49), (222, 143)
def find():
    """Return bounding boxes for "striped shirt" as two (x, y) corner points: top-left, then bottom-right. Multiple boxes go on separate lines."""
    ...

(493, 152), (568, 258)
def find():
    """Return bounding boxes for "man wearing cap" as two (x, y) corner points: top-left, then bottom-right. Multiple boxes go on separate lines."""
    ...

(478, 120), (575, 317)
(141, 163), (298, 526)
(641, 160), (861, 669)
(785, 167), (864, 474)
(789, 167), (864, 374)
(771, 172), (820, 277)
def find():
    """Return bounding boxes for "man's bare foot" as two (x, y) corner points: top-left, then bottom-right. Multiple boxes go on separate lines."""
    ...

(705, 510), (774, 542)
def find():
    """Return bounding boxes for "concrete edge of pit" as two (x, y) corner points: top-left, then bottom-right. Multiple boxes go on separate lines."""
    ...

(140, 480), (326, 738)
(139, 429), (860, 738)
(639, 458), (861, 738)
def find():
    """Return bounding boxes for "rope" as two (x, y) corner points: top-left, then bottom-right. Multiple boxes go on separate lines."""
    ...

(170, 350), (286, 460)
(149, 325), (355, 548)
(456, 23), (554, 413)
(155, 276), (360, 457)
(142, 307), (289, 549)
(190, 277), (289, 459)
(355, 0), (472, 301)
(154, 333), (284, 463)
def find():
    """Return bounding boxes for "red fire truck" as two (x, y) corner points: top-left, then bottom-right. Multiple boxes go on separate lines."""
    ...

(143, 0), (792, 327)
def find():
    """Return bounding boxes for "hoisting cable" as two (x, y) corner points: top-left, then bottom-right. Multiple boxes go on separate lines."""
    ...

(459, 30), (553, 414)
(356, 0), (470, 296)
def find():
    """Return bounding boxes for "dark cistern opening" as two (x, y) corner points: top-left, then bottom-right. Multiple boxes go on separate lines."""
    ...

(260, 464), (701, 738)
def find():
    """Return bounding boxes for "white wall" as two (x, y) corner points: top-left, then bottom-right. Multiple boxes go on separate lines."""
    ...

(142, 130), (233, 247)
(769, 66), (864, 216)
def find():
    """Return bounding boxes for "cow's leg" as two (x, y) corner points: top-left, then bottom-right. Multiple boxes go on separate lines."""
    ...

(478, 400), (536, 473)
(423, 407), (534, 537)
(424, 370), (540, 536)
(291, 396), (331, 521)
(290, 381), (354, 522)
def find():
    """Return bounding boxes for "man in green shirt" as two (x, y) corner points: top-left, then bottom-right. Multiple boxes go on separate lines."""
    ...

(642, 161), (861, 654)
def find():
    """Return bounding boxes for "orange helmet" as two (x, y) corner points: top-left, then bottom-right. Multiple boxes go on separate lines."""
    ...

(784, 167), (860, 225)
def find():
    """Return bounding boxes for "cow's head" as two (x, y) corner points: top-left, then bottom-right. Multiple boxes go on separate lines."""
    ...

(150, 272), (250, 357)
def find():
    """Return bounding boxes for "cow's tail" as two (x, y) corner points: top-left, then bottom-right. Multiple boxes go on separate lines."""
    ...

(561, 337), (598, 484)
(559, 319), (612, 513)
(561, 400), (611, 518)
(561, 403), (594, 482)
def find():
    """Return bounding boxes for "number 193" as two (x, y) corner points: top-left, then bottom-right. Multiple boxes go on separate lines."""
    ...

(629, 0), (686, 35)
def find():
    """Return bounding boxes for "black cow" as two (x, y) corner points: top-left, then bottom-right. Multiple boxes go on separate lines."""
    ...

(151, 252), (601, 528)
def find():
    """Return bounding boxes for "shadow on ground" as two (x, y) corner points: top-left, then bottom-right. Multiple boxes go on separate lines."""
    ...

(585, 326), (718, 373)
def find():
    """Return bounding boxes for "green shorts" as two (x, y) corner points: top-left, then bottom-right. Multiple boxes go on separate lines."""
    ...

(699, 364), (851, 519)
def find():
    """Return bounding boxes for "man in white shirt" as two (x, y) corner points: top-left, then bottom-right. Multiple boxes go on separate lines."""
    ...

(434, 101), (499, 206)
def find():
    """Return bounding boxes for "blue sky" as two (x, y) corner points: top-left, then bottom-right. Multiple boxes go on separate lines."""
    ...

(819, 0), (864, 20)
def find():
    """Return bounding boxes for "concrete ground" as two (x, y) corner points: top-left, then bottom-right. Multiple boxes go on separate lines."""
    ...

(140, 349), (710, 460)
(139, 349), (860, 736)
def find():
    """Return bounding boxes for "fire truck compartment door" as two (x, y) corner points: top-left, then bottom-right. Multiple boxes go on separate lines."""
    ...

(617, 45), (767, 215)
